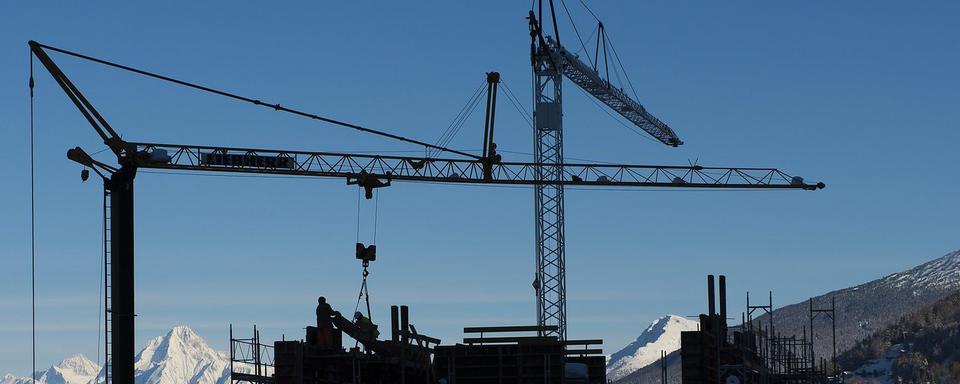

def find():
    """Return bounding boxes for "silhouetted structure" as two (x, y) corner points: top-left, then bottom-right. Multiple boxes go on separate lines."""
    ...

(230, 300), (605, 383)
(29, 4), (824, 379)
(681, 275), (841, 384)
(434, 326), (605, 383)
(232, 303), (437, 384)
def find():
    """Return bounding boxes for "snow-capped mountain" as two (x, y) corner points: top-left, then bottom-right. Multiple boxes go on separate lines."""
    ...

(608, 249), (960, 382)
(756, 249), (960, 361)
(876, 249), (960, 291)
(1, 354), (100, 384)
(129, 326), (229, 384)
(4, 326), (233, 384)
(605, 315), (699, 382)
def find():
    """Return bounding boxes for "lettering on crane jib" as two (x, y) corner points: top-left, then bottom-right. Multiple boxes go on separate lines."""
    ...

(200, 152), (296, 169)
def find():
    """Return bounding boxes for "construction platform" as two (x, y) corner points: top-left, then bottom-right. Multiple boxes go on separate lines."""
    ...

(229, 302), (605, 384)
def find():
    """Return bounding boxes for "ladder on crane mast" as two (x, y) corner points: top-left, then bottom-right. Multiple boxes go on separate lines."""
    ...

(103, 186), (113, 384)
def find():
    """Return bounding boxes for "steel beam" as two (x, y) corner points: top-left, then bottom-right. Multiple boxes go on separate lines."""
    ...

(106, 166), (136, 384)
(130, 142), (824, 190)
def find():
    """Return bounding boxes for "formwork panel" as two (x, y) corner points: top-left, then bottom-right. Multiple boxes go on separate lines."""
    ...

(434, 343), (565, 384)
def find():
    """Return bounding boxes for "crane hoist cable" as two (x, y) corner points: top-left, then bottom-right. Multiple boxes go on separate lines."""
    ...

(31, 42), (480, 160)
(352, 187), (381, 322)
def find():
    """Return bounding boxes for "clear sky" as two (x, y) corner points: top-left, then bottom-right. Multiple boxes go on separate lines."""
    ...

(1, 0), (958, 376)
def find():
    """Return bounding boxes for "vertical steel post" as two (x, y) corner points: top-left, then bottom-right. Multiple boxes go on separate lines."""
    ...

(719, 275), (727, 341)
(107, 165), (136, 384)
(809, 298), (815, 370)
(660, 350), (667, 384)
(391, 305), (400, 342)
(832, 297), (838, 377)
(482, 72), (500, 181)
(400, 305), (409, 384)
(102, 186), (112, 384)
(707, 275), (716, 317)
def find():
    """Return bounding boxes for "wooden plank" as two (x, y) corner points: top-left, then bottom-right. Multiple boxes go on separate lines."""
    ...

(399, 330), (441, 345)
(463, 325), (559, 333)
(564, 348), (603, 355)
(231, 373), (274, 384)
(462, 336), (558, 344)
(563, 339), (603, 346)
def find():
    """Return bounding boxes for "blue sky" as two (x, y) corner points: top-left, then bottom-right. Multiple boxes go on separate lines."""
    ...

(2, 0), (958, 375)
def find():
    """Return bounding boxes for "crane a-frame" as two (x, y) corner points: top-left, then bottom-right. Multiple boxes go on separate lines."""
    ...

(29, 21), (821, 383)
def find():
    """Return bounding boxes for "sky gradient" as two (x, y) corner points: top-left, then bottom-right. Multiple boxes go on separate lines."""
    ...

(1, 0), (958, 375)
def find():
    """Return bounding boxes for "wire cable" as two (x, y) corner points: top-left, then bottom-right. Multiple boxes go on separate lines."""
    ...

(372, 192), (379, 245)
(571, 82), (659, 145)
(355, 187), (362, 244)
(33, 42), (480, 160)
(570, 1), (642, 101)
(576, 0), (601, 23)
(430, 83), (486, 158)
(559, 0), (593, 66)
(501, 80), (533, 128)
(29, 48), (37, 384)
(603, 33), (642, 102)
(432, 82), (485, 156)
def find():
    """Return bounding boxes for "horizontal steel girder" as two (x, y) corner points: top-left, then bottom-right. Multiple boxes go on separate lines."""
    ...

(129, 142), (824, 190)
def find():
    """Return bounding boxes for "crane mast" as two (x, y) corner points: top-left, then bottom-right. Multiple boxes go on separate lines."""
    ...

(530, 11), (570, 340)
(527, 1), (679, 339)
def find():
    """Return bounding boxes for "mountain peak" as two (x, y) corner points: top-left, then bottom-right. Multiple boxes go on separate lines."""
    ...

(133, 326), (230, 384)
(4, 326), (235, 384)
(57, 354), (97, 369)
(0, 353), (102, 384)
(169, 325), (198, 336)
(55, 354), (98, 374)
(606, 315), (699, 381)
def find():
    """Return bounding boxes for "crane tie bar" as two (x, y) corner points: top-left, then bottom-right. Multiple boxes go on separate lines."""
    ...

(29, 41), (480, 160)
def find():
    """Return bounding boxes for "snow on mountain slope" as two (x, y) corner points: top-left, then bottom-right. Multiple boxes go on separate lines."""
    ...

(0, 374), (31, 384)
(1, 354), (100, 384)
(6, 326), (242, 384)
(606, 315), (699, 381)
(88, 326), (230, 384)
(877, 250), (960, 291)
(758, 249), (960, 361)
(132, 326), (229, 384)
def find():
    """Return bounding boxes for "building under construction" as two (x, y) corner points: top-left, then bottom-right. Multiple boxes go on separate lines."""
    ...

(228, 301), (606, 384)
(680, 275), (841, 384)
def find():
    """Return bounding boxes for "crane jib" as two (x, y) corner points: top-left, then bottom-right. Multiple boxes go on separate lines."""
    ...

(132, 143), (824, 190)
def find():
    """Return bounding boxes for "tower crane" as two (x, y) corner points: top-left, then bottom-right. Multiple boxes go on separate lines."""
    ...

(29, 30), (821, 384)
(527, 0), (735, 339)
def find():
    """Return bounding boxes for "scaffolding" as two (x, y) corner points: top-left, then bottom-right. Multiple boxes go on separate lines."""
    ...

(682, 275), (842, 384)
(229, 324), (275, 384)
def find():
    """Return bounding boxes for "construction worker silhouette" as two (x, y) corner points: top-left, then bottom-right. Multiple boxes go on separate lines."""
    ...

(354, 311), (380, 340)
(316, 297), (334, 346)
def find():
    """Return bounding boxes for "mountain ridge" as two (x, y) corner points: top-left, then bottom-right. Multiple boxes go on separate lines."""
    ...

(605, 314), (698, 382)
(1, 354), (100, 384)
(755, 249), (960, 361)
(2, 326), (232, 384)
(610, 248), (960, 382)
